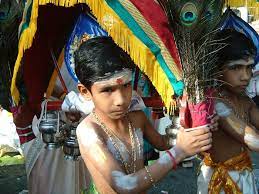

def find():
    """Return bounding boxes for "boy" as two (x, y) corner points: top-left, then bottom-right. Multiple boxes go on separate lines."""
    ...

(75, 37), (215, 193)
(197, 29), (259, 194)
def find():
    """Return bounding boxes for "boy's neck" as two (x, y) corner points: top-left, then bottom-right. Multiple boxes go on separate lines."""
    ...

(220, 88), (235, 98)
(93, 109), (128, 134)
(220, 87), (246, 100)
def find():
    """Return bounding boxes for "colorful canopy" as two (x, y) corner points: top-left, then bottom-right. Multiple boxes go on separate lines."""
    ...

(11, 0), (184, 109)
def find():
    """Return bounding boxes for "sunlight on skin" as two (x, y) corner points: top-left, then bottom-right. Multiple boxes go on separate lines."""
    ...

(244, 133), (259, 151)
(80, 127), (99, 147)
(216, 101), (259, 151)
(91, 146), (107, 164)
(216, 102), (245, 135)
(78, 127), (107, 164)
(225, 117), (245, 136)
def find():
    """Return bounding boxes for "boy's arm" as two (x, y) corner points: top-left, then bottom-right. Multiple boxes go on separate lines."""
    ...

(249, 102), (259, 130)
(133, 111), (171, 150)
(77, 117), (212, 194)
(216, 101), (259, 151)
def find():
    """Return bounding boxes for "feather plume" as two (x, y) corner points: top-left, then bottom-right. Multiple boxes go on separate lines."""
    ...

(158, 0), (226, 103)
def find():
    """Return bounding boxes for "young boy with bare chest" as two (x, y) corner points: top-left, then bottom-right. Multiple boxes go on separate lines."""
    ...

(197, 29), (259, 194)
(74, 37), (215, 194)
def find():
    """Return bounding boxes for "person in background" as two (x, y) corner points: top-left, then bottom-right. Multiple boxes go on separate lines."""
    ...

(197, 29), (259, 194)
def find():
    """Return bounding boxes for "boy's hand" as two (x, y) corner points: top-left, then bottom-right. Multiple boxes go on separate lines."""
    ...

(175, 126), (212, 159)
(208, 113), (219, 132)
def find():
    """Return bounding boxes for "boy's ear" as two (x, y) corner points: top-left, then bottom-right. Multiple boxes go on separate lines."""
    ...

(78, 83), (92, 100)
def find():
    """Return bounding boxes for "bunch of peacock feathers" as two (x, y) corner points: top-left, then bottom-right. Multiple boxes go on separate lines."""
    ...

(158, 0), (226, 104)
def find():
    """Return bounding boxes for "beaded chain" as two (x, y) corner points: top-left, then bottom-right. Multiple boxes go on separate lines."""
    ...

(218, 92), (250, 124)
(92, 110), (140, 174)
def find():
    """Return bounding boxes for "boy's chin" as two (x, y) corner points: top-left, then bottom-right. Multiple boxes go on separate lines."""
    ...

(232, 88), (247, 96)
(108, 112), (127, 119)
(225, 86), (246, 95)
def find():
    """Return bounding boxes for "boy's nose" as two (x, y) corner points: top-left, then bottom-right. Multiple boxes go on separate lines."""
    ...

(114, 90), (126, 106)
(240, 68), (251, 81)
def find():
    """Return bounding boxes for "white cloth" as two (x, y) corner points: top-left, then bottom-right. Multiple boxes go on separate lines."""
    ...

(61, 91), (94, 115)
(247, 73), (259, 98)
(22, 116), (90, 194)
(247, 63), (259, 98)
(0, 109), (21, 156)
(197, 163), (258, 194)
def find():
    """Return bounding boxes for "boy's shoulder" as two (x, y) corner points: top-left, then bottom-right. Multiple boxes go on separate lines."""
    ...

(128, 110), (146, 120)
(127, 110), (147, 129)
(76, 115), (106, 149)
(239, 95), (255, 108)
(77, 115), (100, 137)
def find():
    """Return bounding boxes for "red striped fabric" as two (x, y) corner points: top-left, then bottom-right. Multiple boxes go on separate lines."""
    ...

(129, 0), (181, 69)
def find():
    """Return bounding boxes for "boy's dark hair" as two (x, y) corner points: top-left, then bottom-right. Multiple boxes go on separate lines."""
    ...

(75, 37), (134, 89)
(215, 29), (256, 68)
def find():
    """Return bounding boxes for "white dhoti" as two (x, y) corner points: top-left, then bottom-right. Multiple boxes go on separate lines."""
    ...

(197, 163), (258, 194)
(197, 151), (258, 194)
(22, 116), (90, 194)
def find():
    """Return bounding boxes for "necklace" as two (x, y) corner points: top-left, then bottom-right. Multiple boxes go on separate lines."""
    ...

(92, 110), (139, 174)
(218, 92), (249, 124)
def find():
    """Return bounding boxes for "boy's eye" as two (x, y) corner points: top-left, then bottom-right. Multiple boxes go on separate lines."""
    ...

(123, 82), (131, 88)
(247, 65), (253, 70)
(101, 87), (113, 93)
(229, 65), (241, 70)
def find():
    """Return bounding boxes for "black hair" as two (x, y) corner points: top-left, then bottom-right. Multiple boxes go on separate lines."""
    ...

(215, 29), (256, 69)
(75, 36), (135, 89)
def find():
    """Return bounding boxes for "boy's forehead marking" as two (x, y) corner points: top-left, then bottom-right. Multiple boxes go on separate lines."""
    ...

(116, 78), (124, 84)
(225, 58), (254, 67)
(93, 70), (132, 87)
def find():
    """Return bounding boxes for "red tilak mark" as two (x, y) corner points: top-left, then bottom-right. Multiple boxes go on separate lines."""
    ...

(116, 78), (124, 84)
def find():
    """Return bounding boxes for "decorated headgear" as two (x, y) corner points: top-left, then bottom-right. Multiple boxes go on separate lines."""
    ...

(219, 8), (259, 64)
(65, 13), (108, 83)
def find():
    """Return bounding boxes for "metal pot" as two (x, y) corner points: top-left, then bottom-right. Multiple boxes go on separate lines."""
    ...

(63, 124), (80, 160)
(39, 111), (60, 149)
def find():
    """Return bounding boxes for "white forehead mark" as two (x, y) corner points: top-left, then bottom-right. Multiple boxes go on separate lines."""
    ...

(94, 69), (132, 86)
(112, 171), (138, 191)
(225, 58), (254, 68)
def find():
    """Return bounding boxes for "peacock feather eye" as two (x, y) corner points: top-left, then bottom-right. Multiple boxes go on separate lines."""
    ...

(180, 2), (198, 26)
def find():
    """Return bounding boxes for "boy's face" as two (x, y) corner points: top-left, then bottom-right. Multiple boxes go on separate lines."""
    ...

(78, 71), (132, 120)
(221, 57), (254, 94)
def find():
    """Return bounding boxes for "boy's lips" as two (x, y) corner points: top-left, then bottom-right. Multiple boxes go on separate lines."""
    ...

(112, 109), (127, 114)
(239, 85), (248, 89)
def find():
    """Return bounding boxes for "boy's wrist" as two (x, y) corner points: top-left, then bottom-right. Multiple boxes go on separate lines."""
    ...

(169, 145), (186, 164)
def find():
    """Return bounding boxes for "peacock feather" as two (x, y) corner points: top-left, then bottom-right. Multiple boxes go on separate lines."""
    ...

(158, 0), (225, 103)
